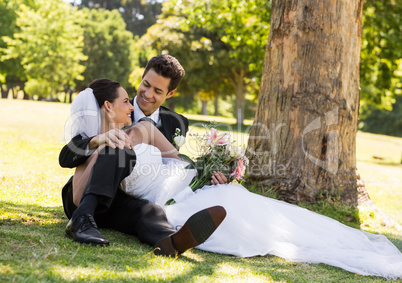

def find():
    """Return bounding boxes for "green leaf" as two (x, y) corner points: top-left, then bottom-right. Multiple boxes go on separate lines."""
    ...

(165, 198), (176, 205)
(178, 153), (196, 169)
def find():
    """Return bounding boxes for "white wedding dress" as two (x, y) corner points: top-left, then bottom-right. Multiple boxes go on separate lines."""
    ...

(122, 143), (402, 279)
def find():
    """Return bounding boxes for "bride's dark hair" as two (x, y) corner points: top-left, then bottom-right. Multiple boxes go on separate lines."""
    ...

(88, 78), (121, 108)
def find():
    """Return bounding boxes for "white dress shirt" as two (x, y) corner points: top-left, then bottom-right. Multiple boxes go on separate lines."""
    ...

(133, 96), (161, 127)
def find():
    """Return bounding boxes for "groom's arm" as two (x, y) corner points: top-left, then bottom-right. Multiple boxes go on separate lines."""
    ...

(59, 134), (94, 168)
(59, 129), (134, 168)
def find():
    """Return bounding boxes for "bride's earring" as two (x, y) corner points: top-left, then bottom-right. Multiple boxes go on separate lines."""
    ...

(108, 109), (116, 118)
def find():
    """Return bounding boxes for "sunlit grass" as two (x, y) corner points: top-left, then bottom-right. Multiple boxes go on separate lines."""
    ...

(356, 131), (402, 164)
(0, 99), (401, 282)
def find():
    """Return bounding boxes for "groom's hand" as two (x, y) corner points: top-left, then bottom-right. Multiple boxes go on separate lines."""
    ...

(89, 129), (133, 150)
(211, 171), (228, 185)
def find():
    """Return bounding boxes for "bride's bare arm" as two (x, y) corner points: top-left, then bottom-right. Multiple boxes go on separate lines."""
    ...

(73, 122), (179, 205)
(127, 122), (227, 184)
(73, 122), (225, 203)
(125, 121), (180, 159)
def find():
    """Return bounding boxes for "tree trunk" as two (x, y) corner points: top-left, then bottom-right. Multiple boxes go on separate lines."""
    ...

(167, 99), (175, 111)
(69, 91), (73, 104)
(1, 85), (8, 99)
(214, 93), (219, 116)
(230, 69), (246, 126)
(201, 100), (208, 115)
(11, 87), (17, 99)
(246, 0), (368, 206)
(49, 87), (54, 101)
(23, 91), (29, 100)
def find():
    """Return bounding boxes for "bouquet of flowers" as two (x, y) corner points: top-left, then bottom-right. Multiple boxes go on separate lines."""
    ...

(165, 128), (248, 205)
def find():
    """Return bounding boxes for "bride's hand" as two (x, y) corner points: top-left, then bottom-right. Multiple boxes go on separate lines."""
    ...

(211, 171), (228, 185)
(89, 129), (133, 150)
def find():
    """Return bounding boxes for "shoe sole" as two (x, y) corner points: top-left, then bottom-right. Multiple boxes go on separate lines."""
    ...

(154, 206), (226, 256)
(153, 235), (177, 257)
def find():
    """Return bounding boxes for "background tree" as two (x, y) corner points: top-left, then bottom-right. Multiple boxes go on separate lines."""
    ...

(75, 0), (162, 37)
(360, 95), (402, 137)
(139, 0), (270, 124)
(2, 0), (86, 100)
(0, 0), (25, 99)
(75, 8), (135, 94)
(358, 0), (402, 137)
(247, 0), (369, 205)
(360, 0), (402, 111)
(139, 15), (232, 113)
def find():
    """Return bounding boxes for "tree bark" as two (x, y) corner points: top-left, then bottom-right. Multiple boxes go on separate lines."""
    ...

(229, 69), (246, 126)
(0, 85), (9, 99)
(201, 100), (208, 115)
(246, 0), (368, 205)
(11, 87), (17, 99)
(167, 99), (176, 111)
(69, 91), (73, 104)
(214, 93), (219, 116)
(49, 87), (54, 101)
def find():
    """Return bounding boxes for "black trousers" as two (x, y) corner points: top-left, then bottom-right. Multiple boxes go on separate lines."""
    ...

(61, 146), (175, 246)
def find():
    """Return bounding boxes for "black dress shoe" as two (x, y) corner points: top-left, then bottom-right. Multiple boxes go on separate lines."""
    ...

(154, 206), (226, 256)
(65, 214), (109, 246)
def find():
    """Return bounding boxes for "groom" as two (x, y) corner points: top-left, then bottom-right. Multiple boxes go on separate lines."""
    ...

(59, 54), (227, 256)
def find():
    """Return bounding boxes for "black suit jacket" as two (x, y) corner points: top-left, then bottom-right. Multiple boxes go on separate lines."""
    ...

(59, 104), (189, 219)
(59, 103), (189, 168)
(129, 98), (189, 144)
(158, 105), (189, 143)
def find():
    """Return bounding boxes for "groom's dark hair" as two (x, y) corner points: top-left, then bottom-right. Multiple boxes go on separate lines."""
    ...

(88, 78), (121, 107)
(143, 54), (185, 93)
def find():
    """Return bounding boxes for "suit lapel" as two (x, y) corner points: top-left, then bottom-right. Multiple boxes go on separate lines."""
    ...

(129, 101), (176, 143)
(129, 98), (135, 123)
(159, 107), (174, 142)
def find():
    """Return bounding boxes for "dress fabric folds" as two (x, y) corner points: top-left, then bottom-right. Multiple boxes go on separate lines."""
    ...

(121, 143), (402, 280)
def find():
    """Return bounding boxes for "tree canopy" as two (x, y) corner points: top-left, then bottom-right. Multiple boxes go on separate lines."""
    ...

(0, 0), (26, 97)
(1, 0), (86, 99)
(75, 0), (163, 36)
(0, 0), (400, 136)
(139, 0), (271, 125)
(360, 0), (402, 111)
(75, 8), (135, 90)
(0, 0), (136, 100)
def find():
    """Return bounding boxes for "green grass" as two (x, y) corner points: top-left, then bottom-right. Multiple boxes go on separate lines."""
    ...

(1, 99), (401, 282)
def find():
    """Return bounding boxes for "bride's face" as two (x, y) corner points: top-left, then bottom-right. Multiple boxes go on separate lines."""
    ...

(108, 87), (134, 128)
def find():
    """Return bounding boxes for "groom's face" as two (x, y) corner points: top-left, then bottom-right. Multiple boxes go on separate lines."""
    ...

(136, 68), (176, 116)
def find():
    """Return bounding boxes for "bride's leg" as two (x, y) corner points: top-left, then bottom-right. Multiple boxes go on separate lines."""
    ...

(126, 121), (180, 159)
(72, 146), (104, 206)
(73, 121), (179, 206)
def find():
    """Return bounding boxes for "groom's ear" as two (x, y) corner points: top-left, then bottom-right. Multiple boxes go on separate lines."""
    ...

(166, 89), (176, 99)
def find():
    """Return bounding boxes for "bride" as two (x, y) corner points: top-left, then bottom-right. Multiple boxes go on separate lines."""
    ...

(70, 79), (402, 280)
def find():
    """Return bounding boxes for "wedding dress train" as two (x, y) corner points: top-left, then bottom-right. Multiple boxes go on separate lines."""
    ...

(121, 143), (402, 279)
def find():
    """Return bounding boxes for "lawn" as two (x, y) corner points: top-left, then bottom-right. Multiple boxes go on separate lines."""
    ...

(0, 99), (401, 282)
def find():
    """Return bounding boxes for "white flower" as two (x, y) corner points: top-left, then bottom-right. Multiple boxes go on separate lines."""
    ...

(229, 145), (242, 157)
(174, 135), (186, 147)
(173, 128), (186, 147)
